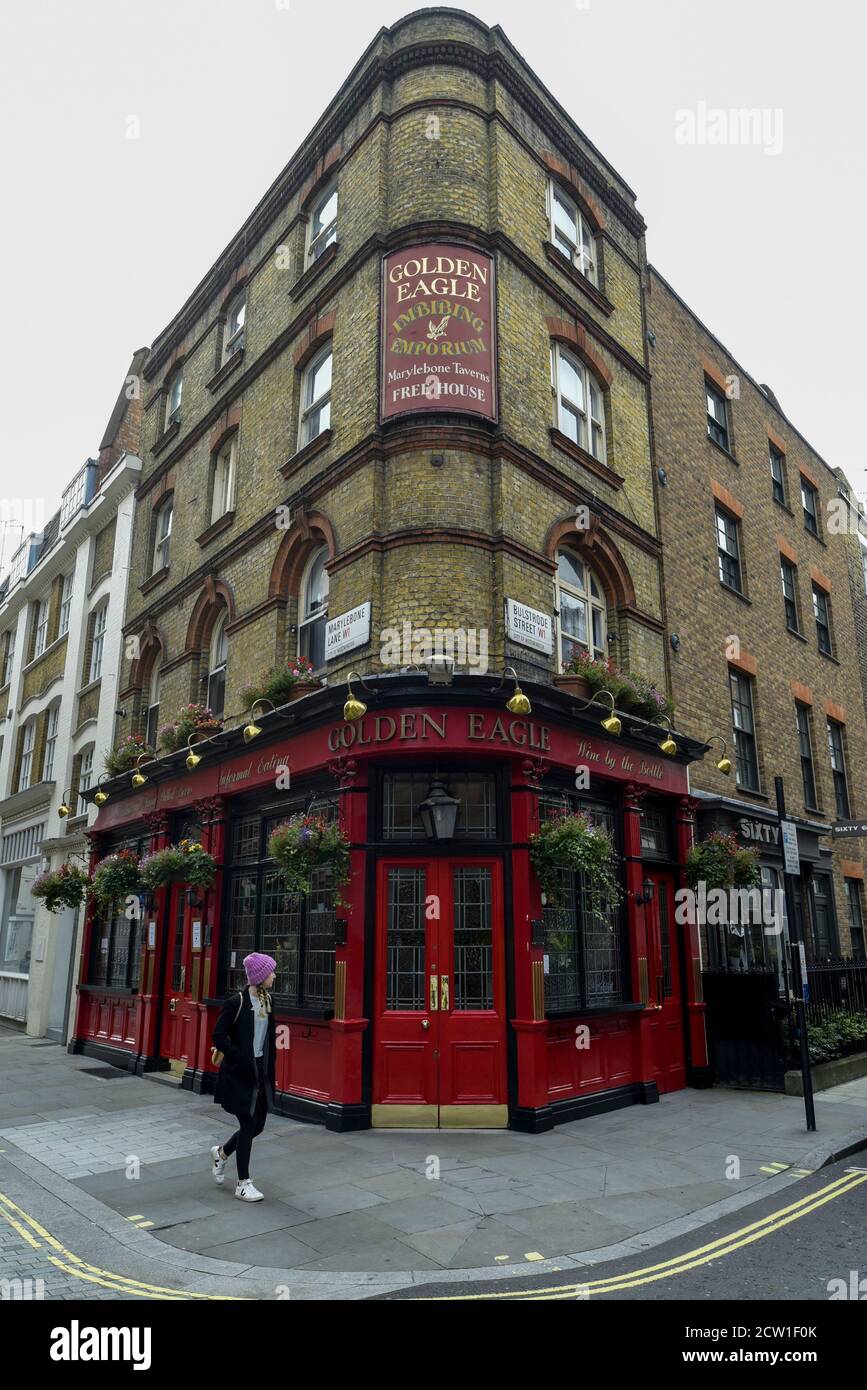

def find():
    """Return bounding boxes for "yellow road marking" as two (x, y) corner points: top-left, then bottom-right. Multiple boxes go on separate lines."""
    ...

(419, 1170), (866, 1299)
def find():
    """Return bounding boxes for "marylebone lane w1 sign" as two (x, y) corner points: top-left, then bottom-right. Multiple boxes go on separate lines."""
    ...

(380, 243), (497, 423)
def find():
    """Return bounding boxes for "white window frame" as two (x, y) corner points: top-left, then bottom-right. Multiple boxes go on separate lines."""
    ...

(44, 704), (60, 782)
(551, 345), (606, 462)
(206, 613), (228, 718)
(33, 597), (49, 658)
(165, 369), (183, 429)
(1, 628), (14, 686)
(548, 182), (598, 285)
(19, 719), (36, 791)
(554, 549), (607, 668)
(297, 547), (329, 670)
(211, 436), (237, 522)
(153, 500), (172, 573)
(222, 293), (246, 365)
(145, 660), (161, 749)
(89, 603), (107, 683)
(299, 346), (332, 448)
(77, 745), (94, 817)
(58, 572), (73, 636)
(307, 183), (338, 266)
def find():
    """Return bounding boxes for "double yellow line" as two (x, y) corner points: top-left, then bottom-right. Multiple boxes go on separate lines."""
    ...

(0, 1191), (241, 1300)
(423, 1169), (867, 1299)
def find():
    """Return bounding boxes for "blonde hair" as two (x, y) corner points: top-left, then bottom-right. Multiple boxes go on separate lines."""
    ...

(255, 985), (272, 1014)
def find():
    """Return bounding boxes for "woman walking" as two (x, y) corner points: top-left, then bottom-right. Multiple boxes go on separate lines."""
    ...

(210, 952), (277, 1202)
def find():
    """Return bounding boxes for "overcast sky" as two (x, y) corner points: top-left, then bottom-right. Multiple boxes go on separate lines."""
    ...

(1, 0), (863, 572)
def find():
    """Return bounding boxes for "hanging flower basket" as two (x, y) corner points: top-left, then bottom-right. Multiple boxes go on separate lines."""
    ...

(558, 651), (673, 723)
(140, 840), (217, 892)
(268, 814), (350, 898)
(158, 704), (224, 754)
(90, 849), (142, 912)
(685, 832), (761, 891)
(31, 863), (90, 914)
(103, 733), (156, 777)
(529, 810), (623, 911)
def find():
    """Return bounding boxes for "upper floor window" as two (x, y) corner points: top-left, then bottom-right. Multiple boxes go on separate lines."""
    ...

(554, 549), (606, 667)
(77, 745), (94, 817)
(145, 660), (161, 750)
(827, 718), (850, 818)
(153, 499), (172, 573)
(299, 347), (332, 447)
(89, 603), (107, 683)
(715, 507), (742, 592)
(211, 436), (237, 523)
(298, 548), (329, 670)
(770, 444), (787, 505)
(781, 558), (800, 632)
(222, 293), (246, 365)
(801, 477), (820, 536)
(18, 719), (36, 791)
(548, 183), (598, 285)
(706, 379), (730, 450)
(730, 668), (759, 792)
(551, 345), (605, 461)
(308, 184), (338, 265)
(845, 880), (866, 962)
(795, 702), (817, 810)
(44, 703), (60, 782)
(165, 370), (183, 430)
(33, 597), (49, 658)
(207, 613), (228, 719)
(58, 572), (73, 636)
(1, 628), (14, 686)
(812, 584), (832, 656)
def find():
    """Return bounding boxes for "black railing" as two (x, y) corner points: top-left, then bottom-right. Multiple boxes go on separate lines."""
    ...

(804, 959), (867, 1026)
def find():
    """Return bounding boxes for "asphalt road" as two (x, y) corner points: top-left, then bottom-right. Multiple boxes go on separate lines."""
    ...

(379, 1148), (867, 1302)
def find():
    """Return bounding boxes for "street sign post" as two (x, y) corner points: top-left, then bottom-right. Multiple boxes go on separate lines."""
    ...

(775, 778), (815, 1132)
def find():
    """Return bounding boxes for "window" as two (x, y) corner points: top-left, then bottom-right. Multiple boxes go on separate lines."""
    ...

(89, 604), (107, 683)
(812, 584), (832, 655)
(207, 613), (228, 719)
(298, 547), (329, 669)
(299, 347), (332, 447)
(33, 598), (49, 657)
(796, 703), (817, 809)
(0, 865), (36, 975)
(153, 499), (172, 573)
(382, 773), (497, 840)
(145, 661), (161, 749)
(1, 628), (14, 686)
(770, 444), (787, 505)
(729, 669), (759, 791)
(44, 704), (59, 782)
(211, 436), (237, 522)
(801, 477), (820, 536)
(77, 746), (94, 816)
(861, 542), (867, 596)
(222, 293), (246, 365)
(781, 558), (800, 632)
(58, 572), (73, 636)
(715, 508), (742, 592)
(554, 548), (606, 667)
(18, 719), (36, 791)
(308, 184), (338, 264)
(809, 874), (835, 960)
(87, 833), (147, 988)
(551, 345), (606, 461)
(706, 379), (730, 450)
(548, 183), (598, 285)
(639, 803), (671, 860)
(845, 880), (866, 962)
(165, 370), (183, 429)
(827, 718), (850, 818)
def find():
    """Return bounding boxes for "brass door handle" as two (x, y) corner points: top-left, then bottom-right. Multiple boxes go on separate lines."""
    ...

(429, 975), (439, 1011)
(440, 975), (450, 1011)
(421, 1018), (430, 1031)
(169, 998), (176, 1013)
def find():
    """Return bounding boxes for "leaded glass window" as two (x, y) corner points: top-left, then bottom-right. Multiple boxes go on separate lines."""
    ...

(381, 773), (496, 840)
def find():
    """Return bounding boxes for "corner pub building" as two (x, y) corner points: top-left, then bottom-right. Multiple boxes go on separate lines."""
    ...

(71, 10), (712, 1131)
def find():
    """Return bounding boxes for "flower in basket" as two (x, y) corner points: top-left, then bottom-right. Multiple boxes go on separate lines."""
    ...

(90, 849), (142, 910)
(529, 810), (623, 912)
(685, 832), (760, 892)
(159, 703), (224, 752)
(286, 655), (316, 682)
(140, 840), (217, 892)
(32, 863), (90, 914)
(103, 732), (156, 778)
(268, 813), (350, 899)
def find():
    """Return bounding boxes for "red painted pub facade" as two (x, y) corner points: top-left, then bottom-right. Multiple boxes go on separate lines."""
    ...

(71, 674), (709, 1132)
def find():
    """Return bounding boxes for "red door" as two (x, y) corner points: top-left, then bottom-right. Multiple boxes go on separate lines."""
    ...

(646, 869), (686, 1094)
(159, 885), (195, 1073)
(372, 857), (507, 1127)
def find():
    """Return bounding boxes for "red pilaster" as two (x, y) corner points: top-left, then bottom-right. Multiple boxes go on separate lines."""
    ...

(623, 782), (657, 1085)
(510, 756), (549, 1113)
(328, 757), (368, 1107)
(676, 795), (709, 1074)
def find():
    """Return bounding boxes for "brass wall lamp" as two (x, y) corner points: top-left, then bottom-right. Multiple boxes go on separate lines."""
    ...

(243, 699), (275, 744)
(93, 774), (112, 807)
(343, 671), (375, 722)
(575, 689), (622, 736)
(57, 788), (74, 818)
(657, 717), (677, 757)
(131, 754), (152, 788)
(492, 667), (532, 715)
(705, 734), (732, 774)
(185, 734), (204, 770)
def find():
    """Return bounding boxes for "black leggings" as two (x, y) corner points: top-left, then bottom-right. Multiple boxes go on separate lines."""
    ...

(222, 1062), (268, 1181)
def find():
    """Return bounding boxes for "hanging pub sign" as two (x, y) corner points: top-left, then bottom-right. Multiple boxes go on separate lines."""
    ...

(325, 601), (371, 659)
(505, 598), (553, 655)
(380, 242), (497, 423)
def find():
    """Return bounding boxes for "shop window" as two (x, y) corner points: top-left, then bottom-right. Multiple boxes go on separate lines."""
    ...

(222, 292), (246, 365)
(298, 547), (329, 670)
(639, 804), (670, 860)
(538, 789), (624, 1011)
(844, 880), (865, 962)
(706, 379), (730, 450)
(207, 613), (228, 719)
(0, 865), (36, 974)
(770, 444), (787, 506)
(795, 702), (818, 810)
(223, 796), (339, 1010)
(729, 669), (759, 792)
(307, 183), (338, 265)
(153, 498), (173, 573)
(781, 558), (800, 632)
(381, 773), (497, 840)
(827, 718), (850, 818)
(715, 507), (742, 592)
(88, 835), (147, 988)
(702, 864), (785, 989)
(801, 477), (820, 537)
(812, 584), (833, 656)
(554, 548), (607, 668)
(551, 345), (606, 460)
(299, 346), (332, 447)
(165, 368), (183, 430)
(547, 182), (598, 285)
(809, 874), (835, 960)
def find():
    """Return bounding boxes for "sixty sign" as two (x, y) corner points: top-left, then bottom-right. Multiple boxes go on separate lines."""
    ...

(831, 820), (867, 838)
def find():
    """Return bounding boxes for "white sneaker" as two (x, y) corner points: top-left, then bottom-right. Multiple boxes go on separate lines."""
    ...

(235, 1179), (264, 1202)
(210, 1145), (228, 1185)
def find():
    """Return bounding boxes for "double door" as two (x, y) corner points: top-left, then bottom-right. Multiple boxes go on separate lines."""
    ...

(158, 884), (200, 1074)
(373, 857), (507, 1127)
(645, 869), (686, 1094)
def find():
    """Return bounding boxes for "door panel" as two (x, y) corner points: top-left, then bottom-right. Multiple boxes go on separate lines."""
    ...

(159, 886), (193, 1070)
(373, 863), (438, 1108)
(647, 872), (686, 1094)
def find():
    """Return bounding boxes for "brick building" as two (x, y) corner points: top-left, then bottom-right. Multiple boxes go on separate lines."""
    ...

(71, 10), (721, 1130)
(647, 268), (867, 974)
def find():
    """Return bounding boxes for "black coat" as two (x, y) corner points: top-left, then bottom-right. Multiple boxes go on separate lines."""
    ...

(213, 989), (276, 1117)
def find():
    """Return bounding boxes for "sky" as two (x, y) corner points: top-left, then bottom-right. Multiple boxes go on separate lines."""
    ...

(1, 0), (864, 573)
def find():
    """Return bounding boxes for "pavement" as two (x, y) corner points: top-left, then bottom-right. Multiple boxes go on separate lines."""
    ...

(1, 1021), (867, 1299)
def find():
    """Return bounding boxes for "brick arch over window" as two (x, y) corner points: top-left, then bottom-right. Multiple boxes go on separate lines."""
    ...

(545, 318), (612, 388)
(217, 265), (249, 319)
(297, 144), (341, 213)
(293, 313), (335, 373)
(129, 622), (165, 692)
(545, 516), (636, 610)
(541, 152), (607, 232)
(269, 508), (336, 600)
(185, 577), (236, 654)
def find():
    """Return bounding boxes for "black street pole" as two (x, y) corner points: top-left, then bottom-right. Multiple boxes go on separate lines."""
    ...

(774, 776), (816, 1132)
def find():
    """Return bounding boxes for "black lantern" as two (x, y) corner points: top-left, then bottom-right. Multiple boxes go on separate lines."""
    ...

(418, 777), (460, 841)
(636, 877), (655, 907)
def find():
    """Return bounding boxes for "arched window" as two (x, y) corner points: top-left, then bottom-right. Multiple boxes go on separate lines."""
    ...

(551, 346), (606, 462)
(207, 612), (228, 718)
(298, 548), (329, 670)
(299, 347), (332, 447)
(554, 549), (607, 667)
(153, 498), (173, 573)
(145, 659), (161, 749)
(308, 183), (337, 265)
(165, 369), (183, 429)
(222, 292), (246, 365)
(549, 183), (598, 285)
(211, 435), (237, 522)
